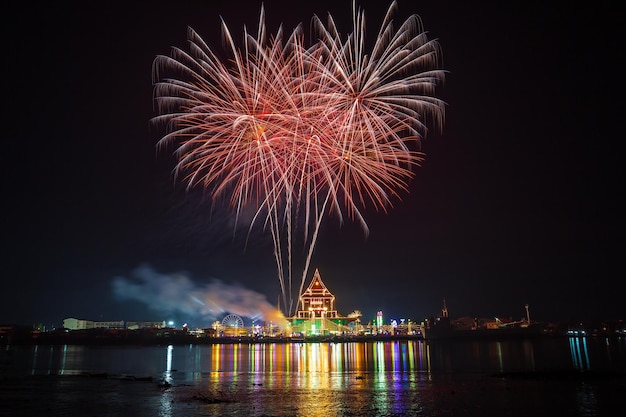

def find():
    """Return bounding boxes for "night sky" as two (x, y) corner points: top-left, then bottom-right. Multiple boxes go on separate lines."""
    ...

(3, 1), (623, 329)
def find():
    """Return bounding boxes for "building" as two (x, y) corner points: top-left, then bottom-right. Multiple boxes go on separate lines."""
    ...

(62, 318), (164, 331)
(288, 269), (359, 336)
(63, 318), (124, 330)
(126, 321), (166, 330)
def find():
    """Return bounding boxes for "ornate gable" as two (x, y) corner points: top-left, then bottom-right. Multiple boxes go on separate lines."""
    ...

(295, 268), (337, 319)
(303, 268), (333, 297)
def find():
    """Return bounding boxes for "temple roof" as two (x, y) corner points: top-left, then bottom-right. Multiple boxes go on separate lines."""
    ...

(302, 268), (333, 297)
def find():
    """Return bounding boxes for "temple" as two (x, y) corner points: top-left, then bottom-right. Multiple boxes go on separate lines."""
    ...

(288, 269), (359, 336)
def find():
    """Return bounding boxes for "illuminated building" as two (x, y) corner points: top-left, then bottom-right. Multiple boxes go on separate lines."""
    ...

(62, 318), (165, 330)
(62, 318), (125, 330)
(376, 311), (383, 328)
(288, 269), (359, 336)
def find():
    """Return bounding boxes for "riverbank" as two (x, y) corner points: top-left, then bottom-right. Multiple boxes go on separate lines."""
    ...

(3, 322), (624, 346)
(2, 328), (426, 346)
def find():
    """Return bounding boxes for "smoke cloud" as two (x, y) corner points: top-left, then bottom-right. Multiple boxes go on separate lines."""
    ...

(112, 264), (287, 327)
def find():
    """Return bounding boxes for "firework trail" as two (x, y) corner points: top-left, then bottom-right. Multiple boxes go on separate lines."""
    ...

(152, 1), (445, 317)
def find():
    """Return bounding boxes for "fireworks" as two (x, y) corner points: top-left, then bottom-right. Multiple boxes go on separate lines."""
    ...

(152, 1), (445, 316)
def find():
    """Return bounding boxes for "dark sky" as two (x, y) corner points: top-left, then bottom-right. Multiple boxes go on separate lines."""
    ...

(3, 1), (623, 328)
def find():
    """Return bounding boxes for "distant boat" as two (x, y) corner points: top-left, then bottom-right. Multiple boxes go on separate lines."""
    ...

(422, 302), (544, 340)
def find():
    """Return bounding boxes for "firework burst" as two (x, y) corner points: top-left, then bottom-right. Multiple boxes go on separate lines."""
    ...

(152, 1), (445, 316)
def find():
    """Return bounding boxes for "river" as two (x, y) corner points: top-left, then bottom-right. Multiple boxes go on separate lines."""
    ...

(1, 336), (625, 416)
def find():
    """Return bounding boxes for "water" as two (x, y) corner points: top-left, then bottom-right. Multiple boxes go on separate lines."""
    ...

(1, 337), (625, 416)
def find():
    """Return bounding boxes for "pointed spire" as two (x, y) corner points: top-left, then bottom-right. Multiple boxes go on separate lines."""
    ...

(305, 268), (331, 295)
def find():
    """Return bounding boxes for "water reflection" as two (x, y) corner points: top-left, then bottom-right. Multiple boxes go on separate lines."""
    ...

(523, 338), (536, 370)
(569, 336), (591, 370)
(31, 345), (38, 375)
(424, 338), (549, 373)
(3, 338), (624, 417)
(29, 344), (88, 375)
(21, 338), (612, 379)
(158, 384), (173, 417)
(203, 341), (430, 375)
(576, 383), (598, 417)
(162, 344), (173, 383)
(566, 337), (604, 417)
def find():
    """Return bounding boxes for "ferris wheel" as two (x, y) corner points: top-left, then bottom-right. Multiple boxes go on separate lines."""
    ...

(221, 314), (244, 328)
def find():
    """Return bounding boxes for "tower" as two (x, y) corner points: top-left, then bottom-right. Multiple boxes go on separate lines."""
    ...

(442, 298), (449, 318)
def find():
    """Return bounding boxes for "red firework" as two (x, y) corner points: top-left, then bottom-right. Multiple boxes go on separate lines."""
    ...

(152, 1), (445, 316)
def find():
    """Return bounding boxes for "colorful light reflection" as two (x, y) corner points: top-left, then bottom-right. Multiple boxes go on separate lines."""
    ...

(569, 336), (591, 370)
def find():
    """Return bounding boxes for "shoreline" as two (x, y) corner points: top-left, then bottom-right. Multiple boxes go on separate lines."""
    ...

(4, 324), (624, 346)
(4, 332), (427, 346)
(4, 332), (608, 347)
